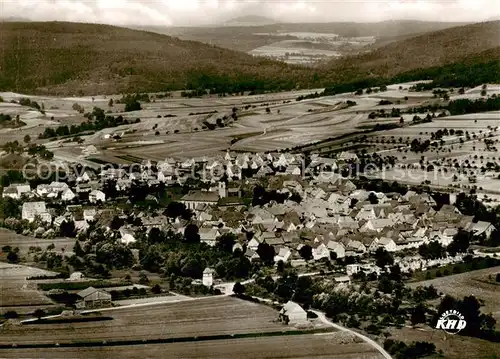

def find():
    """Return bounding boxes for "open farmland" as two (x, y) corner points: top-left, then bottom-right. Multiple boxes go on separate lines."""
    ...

(0, 296), (325, 345)
(0, 333), (383, 359)
(0, 262), (57, 312)
(1, 82), (498, 164)
(0, 229), (76, 257)
(387, 326), (500, 359)
(408, 266), (500, 325)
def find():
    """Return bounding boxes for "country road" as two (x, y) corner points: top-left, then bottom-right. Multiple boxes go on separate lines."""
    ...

(311, 310), (392, 359)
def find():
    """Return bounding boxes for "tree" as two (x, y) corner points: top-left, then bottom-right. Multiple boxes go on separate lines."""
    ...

(447, 229), (471, 256)
(216, 233), (236, 253)
(233, 281), (245, 295)
(73, 240), (85, 257)
(33, 309), (45, 320)
(411, 304), (427, 326)
(184, 224), (200, 243)
(257, 242), (275, 265)
(139, 271), (149, 284)
(60, 220), (77, 238)
(374, 248), (394, 268)
(299, 245), (313, 261)
(124, 99), (141, 112)
(4, 310), (18, 319)
(23, 134), (31, 143)
(7, 251), (19, 263)
(368, 192), (379, 204)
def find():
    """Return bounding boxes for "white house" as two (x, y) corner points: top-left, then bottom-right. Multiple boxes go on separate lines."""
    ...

(119, 227), (136, 245)
(312, 243), (330, 261)
(202, 267), (215, 287)
(83, 209), (97, 222)
(468, 221), (496, 238)
(274, 247), (292, 263)
(327, 240), (345, 259)
(199, 228), (220, 247)
(279, 301), (308, 325)
(61, 188), (76, 201)
(2, 183), (31, 199)
(346, 264), (361, 276)
(89, 190), (106, 203)
(22, 202), (51, 223)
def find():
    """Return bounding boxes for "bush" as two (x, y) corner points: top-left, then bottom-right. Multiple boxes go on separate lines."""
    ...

(151, 284), (162, 294)
(4, 310), (18, 319)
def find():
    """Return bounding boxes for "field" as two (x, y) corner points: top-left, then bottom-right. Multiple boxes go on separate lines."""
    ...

(0, 229), (76, 257)
(0, 296), (325, 345)
(0, 333), (383, 359)
(408, 266), (500, 325)
(388, 326), (500, 359)
(0, 262), (57, 311)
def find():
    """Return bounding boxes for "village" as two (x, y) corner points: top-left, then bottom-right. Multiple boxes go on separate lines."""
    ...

(2, 148), (498, 289)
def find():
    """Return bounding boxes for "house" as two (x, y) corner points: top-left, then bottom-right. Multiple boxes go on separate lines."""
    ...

(180, 191), (219, 210)
(245, 248), (261, 262)
(274, 247), (292, 263)
(202, 267), (215, 287)
(67, 272), (84, 281)
(327, 240), (345, 259)
(346, 264), (361, 276)
(312, 242), (330, 261)
(2, 183), (31, 199)
(278, 301), (308, 325)
(61, 188), (76, 201)
(83, 209), (97, 222)
(360, 219), (395, 233)
(89, 190), (106, 203)
(373, 237), (398, 252)
(199, 228), (220, 247)
(247, 237), (261, 251)
(75, 287), (112, 309)
(22, 202), (51, 223)
(468, 221), (496, 238)
(119, 227), (136, 245)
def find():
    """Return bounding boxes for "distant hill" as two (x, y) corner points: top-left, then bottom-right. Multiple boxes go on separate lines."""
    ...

(321, 21), (500, 82)
(0, 21), (310, 95)
(224, 15), (277, 27)
(0, 16), (32, 22)
(141, 20), (471, 52)
(0, 21), (497, 96)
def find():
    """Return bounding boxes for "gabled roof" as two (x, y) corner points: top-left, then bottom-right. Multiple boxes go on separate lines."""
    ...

(181, 190), (219, 203)
(77, 286), (98, 298)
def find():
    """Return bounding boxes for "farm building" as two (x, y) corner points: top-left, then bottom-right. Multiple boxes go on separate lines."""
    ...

(67, 272), (84, 281)
(180, 190), (219, 210)
(75, 287), (112, 309)
(278, 301), (308, 325)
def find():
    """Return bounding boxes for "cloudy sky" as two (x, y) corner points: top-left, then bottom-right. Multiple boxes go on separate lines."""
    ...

(1, 0), (498, 26)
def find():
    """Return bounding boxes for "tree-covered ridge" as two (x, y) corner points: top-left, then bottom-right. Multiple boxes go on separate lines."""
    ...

(0, 21), (498, 95)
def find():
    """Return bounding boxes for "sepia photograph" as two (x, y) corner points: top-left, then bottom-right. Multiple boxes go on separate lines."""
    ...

(0, 1), (499, 358)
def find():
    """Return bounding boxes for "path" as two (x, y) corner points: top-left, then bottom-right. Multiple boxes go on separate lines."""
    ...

(311, 310), (392, 359)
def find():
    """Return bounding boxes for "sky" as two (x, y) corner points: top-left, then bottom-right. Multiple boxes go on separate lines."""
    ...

(0, 0), (499, 27)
